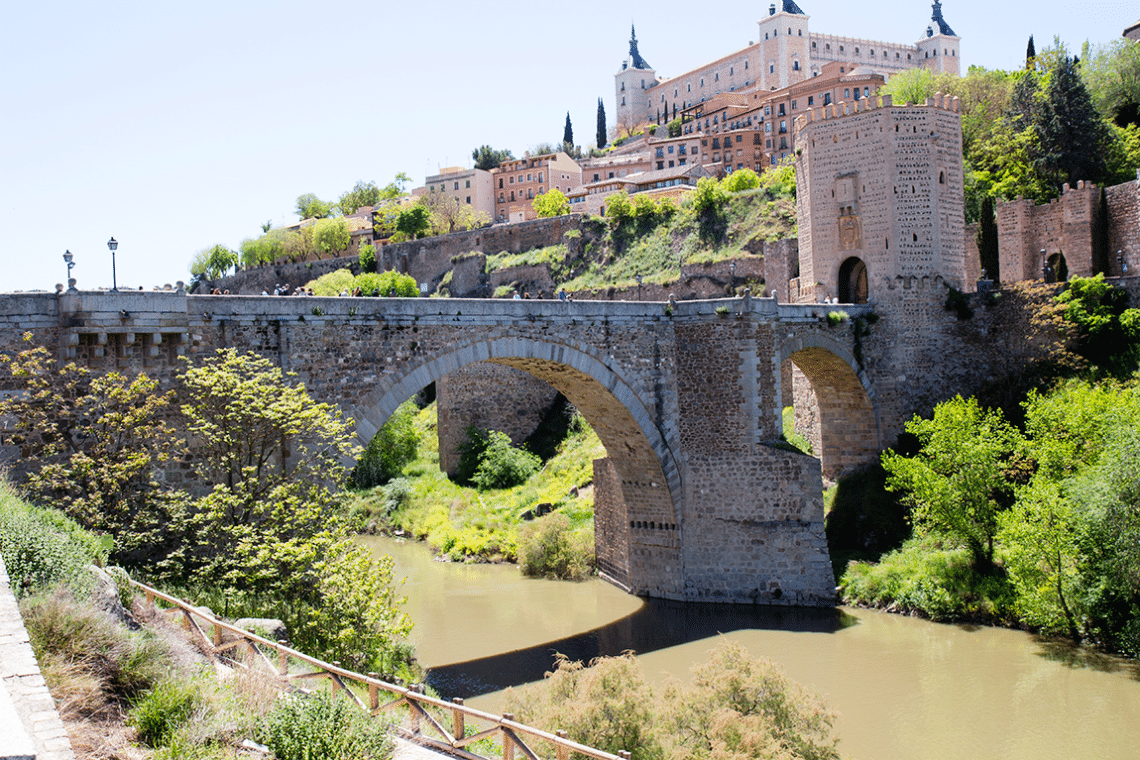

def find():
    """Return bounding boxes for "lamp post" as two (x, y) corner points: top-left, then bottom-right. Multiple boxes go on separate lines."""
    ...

(1041, 248), (1049, 282)
(107, 237), (119, 292)
(635, 274), (643, 301)
(63, 250), (74, 287)
(1119, 250), (1128, 276)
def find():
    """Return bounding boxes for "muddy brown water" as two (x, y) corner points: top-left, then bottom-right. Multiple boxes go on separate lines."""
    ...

(362, 536), (1140, 760)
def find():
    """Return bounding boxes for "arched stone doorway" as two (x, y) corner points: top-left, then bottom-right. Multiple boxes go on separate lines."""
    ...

(837, 257), (868, 304)
(350, 338), (682, 598)
(778, 334), (880, 482)
(1045, 252), (1068, 283)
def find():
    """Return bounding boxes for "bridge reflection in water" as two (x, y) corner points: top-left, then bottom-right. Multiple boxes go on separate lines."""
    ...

(426, 599), (858, 698)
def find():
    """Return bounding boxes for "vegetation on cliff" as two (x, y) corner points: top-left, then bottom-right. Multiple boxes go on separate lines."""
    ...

(839, 276), (1140, 656)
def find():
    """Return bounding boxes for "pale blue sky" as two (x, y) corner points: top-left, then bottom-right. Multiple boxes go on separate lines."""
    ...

(2, 1), (1136, 292)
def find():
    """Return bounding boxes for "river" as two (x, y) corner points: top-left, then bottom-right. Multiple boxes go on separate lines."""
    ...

(361, 535), (1140, 760)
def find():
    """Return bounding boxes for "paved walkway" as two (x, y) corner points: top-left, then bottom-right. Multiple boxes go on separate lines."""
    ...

(0, 557), (75, 760)
(394, 736), (458, 759)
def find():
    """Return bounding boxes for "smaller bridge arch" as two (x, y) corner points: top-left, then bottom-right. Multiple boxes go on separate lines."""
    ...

(777, 331), (881, 481)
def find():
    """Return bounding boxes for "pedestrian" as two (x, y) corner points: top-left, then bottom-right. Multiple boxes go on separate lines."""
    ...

(557, 288), (567, 301)
(512, 290), (521, 300)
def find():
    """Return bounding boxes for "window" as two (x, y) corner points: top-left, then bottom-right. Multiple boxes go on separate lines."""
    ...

(700, 77), (705, 86)
(656, 161), (664, 170)
(764, 106), (771, 115)
(779, 120), (787, 133)
(769, 64), (775, 73)
(499, 194), (504, 202)
(778, 103), (785, 116)
(679, 158), (687, 165)
(465, 180), (471, 188)
(823, 92), (831, 105)
(510, 191), (515, 201)
(622, 96), (626, 106)
(736, 134), (743, 143)
(509, 176), (514, 184)
(712, 137), (720, 148)
(454, 181), (460, 190)
(527, 173), (532, 181)
(674, 87), (678, 96)
(498, 178), (503, 188)
(592, 173), (599, 181)
(538, 172), (543, 182)
(844, 89), (850, 99)
(807, 95), (814, 106)
(668, 145), (674, 153)
(765, 123), (771, 132)
(669, 160), (674, 167)
(466, 196), (471, 204)
(715, 72), (719, 81)
(608, 171), (615, 178)
(792, 100), (797, 110)
(793, 60), (800, 71)
(729, 66), (733, 75)
(621, 82), (625, 91)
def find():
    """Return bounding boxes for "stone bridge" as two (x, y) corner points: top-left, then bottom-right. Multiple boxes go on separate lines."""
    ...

(2, 290), (892, 606)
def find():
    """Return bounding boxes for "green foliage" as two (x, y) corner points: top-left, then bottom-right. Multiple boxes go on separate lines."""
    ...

(129, 679), (201, 747)
(190, 244), (238, 280)
(470, 430), (542, 491)
(0, 481), (107, 597)
(239, 229), (290, 267)
(944, 287), (974, 320)
(825, 311), (849, 326)
(1054, 273), (1140, 375)
(295, 193), (333, 220)
(358, 243), (376, 274)
(311, 217), (351, 258)
(509, 643), (839, 760)
(396, 204), (431, 239)
(1032, 54), (1112, 189)
(664, 642), (839, 760)
(508, 652), (663, 760)
(722, 168), (761, 193)
(1081, 39), (1140, 127)
(882, 396), (1022, 568)
(260, 692), (393, 760)
(666, 117), (682, 138)
(880, 67), (940, 105)
(976, 195), (1000, 280)
(352, 400), (420, 488)
(840, 538), (1017, 622)
(780, 406), (812, 456)
(0, 340), (181, 555)
(533, 188), (571, 218)
(472, 145), (515, 170)
(597, 98), (608, 149)
(304, 268), (417, 297)
(336, 180), (386, 215)
(518, 512), (595, 580)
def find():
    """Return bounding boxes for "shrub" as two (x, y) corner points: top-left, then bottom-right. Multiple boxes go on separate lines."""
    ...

(0, 481), (107, 597)
(260, 691), (393, 760)
(471, 431), (542, 490)
(518, 512), (595, 580)
(352, 400), (420, 487)
(129, 679), (201, 747)
(826, 310), (849, 326)
(359, 243), (377, 274)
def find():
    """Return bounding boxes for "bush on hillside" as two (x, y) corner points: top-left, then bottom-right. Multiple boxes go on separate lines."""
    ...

(0, 481), (108, 597)
(472, 431), (542, 490)
(260, 691), (393, 760)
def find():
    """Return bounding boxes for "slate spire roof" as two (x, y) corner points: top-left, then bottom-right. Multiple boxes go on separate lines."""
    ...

(629, 24), (651, 70)
(782, 0), (806, 14)
(929, 0), (956, 36)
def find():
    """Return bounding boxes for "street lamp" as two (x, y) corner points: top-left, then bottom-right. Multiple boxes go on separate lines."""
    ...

(1041, 248), (1049, 282)
(635, 274), (643, 301)
(63, 250), (74, 288)
(107, 237), (119, 292)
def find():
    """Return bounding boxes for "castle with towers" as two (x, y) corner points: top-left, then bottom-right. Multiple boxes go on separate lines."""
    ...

(615, 1), (961, 132)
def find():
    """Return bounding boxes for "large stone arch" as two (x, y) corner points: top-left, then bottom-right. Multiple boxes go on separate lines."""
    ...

(777, 332), (881, 481)
(347, 337), (682, 593)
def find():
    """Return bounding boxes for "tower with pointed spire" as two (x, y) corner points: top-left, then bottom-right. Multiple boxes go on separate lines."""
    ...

(916, 0), (961, 75)
(629, 24), (650, 71)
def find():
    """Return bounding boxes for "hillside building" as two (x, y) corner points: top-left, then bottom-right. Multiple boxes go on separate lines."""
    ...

(490, 152), (582, 223)
(423, 167), (495, 223)
(615, 1), (960, 132)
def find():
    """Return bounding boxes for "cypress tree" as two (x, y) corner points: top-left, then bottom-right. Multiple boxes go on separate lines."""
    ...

(1034, 55), (1111, 188)
(563, 113), (573, 148)
(596, 98), (607, 149)
(1026, 35), (1036, 70)
(976, 195), (1000, 282)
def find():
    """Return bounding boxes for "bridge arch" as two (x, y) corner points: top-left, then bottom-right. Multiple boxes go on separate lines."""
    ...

(348, 336), (682, 529)
(777, 332), (881, 481)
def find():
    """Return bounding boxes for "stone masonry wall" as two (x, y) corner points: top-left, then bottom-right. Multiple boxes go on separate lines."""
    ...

(436, 363), (560, 476)
(996, 182), (1100, 282)
(1107, 177), (1140, 276)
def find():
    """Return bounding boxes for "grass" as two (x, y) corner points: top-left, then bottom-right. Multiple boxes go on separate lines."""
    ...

(839, 537), (1017, 624)
(348, 402), (602, 565)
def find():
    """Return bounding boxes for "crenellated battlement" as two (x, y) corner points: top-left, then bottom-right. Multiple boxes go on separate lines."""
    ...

(794, 91), (960, 131)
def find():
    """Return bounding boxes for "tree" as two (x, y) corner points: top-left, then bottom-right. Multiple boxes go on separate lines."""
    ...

(395, 204), (431, 239)
(190, 244), (238, 280)
(666, 117), (682, 138)
(596, 98), (607, 149)
(295, 193), (333, 220)
(880, 68), (938, 105)
(976, 195), (999, 281)
(882, 396), (1022, 569)
(1026, 35), (1036, 70)
(1033, 55), (1112, 189)
(311, 217), (351, 259)
(351, 400), (420, 487)
(472, 145), (514, 170)
(239, 229), (288, 267)
(532, 188), (571, 218)
(0, 338), (180, 548)
(420, 192), (490, 234)
(1082, 39), (1140, 128)
(563, 112), (574, 147)
(722, 168), (761, 193)
(378, 172), (412, 201)
(337, 180), (382, 215)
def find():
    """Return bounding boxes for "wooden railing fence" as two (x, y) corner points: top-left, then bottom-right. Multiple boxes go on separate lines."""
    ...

(132, 579), (630, 760)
